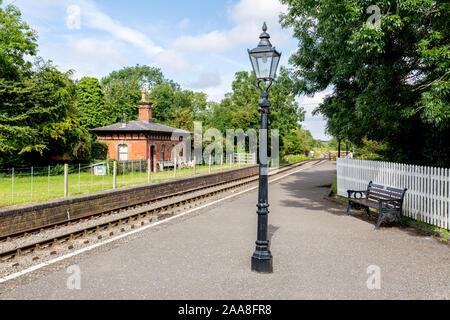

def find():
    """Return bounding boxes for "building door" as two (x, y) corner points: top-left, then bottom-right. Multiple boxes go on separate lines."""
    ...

(150, 145), (155, 172)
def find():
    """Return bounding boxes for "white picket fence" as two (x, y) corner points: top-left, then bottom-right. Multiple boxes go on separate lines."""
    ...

(337, 158), (450, 230)
(234, 153), (257, 165)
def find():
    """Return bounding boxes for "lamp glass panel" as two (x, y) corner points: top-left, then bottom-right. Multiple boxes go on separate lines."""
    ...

(256, 52), (272, 79)
(270, 55), (280, 79)
(250, 55), (260, 79)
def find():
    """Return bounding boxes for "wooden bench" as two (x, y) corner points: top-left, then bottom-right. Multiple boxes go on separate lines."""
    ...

(158, 160), (174, 171)
(346, 181), (407, 230)
(158, 160), (186, 171)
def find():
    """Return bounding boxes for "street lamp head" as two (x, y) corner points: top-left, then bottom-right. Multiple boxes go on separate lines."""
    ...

(248, 22), (281, 82)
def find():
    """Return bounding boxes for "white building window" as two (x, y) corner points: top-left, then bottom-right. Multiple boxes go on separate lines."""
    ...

(118, 144), (128, 161)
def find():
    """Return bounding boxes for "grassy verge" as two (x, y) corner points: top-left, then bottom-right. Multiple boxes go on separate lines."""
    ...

(403, 217), (450, 240)
(331, 176), (337, 195)
(0, 163), (246, 208)
(283, 153), (320, 164)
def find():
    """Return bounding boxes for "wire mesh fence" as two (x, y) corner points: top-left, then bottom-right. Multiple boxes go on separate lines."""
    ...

(0, 157), (249, 208)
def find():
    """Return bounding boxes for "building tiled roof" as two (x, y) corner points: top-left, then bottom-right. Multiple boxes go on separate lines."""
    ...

(90, 120), (190, 135)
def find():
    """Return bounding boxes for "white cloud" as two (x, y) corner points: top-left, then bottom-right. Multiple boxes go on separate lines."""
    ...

(174, 30), (229, 54)
(179, 18), (190, 29)
(71, 38), (125, 62)
(66, 5), (81, 30)
(187, 72), (222, 89)
(38, 37), (127, 79)
(296, 89), (333, 140)
(155, 49), (191, 72)
(302, 115), (331, 141)
(63, 0), (190, 72)
(79, 0), (163, 56)
(194, 73), (237, 102)
(297, 91), (332, 115)
(173, 0), (290, 54)
(12, 0), (192, 73)
(211, 54), (248, 69)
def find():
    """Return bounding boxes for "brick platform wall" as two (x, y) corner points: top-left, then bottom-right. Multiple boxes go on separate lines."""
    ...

(0, 166), (259, 237)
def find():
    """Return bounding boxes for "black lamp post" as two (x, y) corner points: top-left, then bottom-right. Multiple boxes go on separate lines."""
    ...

(248, 22), (281, 273)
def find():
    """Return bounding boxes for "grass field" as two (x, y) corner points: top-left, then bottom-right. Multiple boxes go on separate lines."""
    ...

(283, 153), (321, 163)
(0, 163), (247, 208)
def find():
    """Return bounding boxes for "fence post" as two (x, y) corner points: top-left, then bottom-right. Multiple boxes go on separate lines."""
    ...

(113, 161), (117, 189)
(209, 155), (211, 173)
(131, 161), (134, 184)
(11, 167), (14, 204)
(193, 155), (196, 175)
(48, 165), (51, 197)
(31, 166), (33, 200)
(78, 163), (81, 193)
(174, 157), (177, 177)
(238, 154), (241, 168)
(147, 158), (151, 183)
(64, 163), (68, 197)
(123, 162), (125, 185)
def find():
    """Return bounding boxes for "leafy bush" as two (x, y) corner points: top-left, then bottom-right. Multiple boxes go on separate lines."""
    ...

(50, 164), (65, 175)
(91, 141), (108, 160)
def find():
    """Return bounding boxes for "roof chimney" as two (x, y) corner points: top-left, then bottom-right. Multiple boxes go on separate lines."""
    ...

(121, 112), (127, 128)
(138, 89), (152, 123)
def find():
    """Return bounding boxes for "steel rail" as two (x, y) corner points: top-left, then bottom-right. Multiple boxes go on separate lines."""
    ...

(0, 159), (321, 261)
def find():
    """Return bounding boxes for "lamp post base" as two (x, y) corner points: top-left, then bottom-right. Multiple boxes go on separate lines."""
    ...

(251, 250), (273, 273)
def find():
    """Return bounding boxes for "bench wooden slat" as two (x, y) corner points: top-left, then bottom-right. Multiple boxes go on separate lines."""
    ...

(368, 191), (401, 200)
(370, 185), (403, 193)
(351, 198), (378, 208)
(370, 184), (404, 193)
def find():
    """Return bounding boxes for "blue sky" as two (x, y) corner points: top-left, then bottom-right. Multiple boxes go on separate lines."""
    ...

(3, 0), (331, 140)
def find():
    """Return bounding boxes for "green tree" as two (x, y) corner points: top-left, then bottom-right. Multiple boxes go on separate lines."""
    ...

(149, 83), (176, 123)
(281, 0), (450, 166)
(103, 78), (141, 123)
(148, 83), (208, 130)
(209, 69), (305, 154)
(76, 77), (106, 129)
(102, 65), (177, 124)
(101, 64), (170, 90)
(282, 130), (304, 155)
(0, 1), (37, 80)
(282, 127), (324, 156)
(0, 59), (91, 166)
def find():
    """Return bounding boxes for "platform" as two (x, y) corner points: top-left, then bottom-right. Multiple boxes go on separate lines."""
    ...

(0, 161), (448, 299)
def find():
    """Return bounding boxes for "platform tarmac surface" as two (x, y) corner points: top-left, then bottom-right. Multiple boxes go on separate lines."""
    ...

(0, 161), (448, 299)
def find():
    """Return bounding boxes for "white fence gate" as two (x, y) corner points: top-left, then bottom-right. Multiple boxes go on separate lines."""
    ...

(234, 153), (257, 165)
(337, 158), (449, 230)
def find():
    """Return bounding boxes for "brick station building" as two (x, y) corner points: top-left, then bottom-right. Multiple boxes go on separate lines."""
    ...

(90, 91), (190, 171)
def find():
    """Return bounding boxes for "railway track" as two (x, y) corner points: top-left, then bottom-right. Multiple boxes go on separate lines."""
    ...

(0, 159), (323, 263)
(0, 174), (254, 242)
